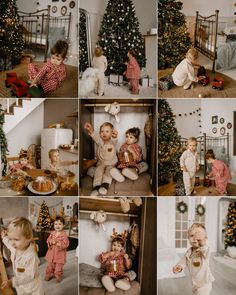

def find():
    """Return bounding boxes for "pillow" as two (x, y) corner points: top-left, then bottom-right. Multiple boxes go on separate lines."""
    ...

(79, 263), (103, 288)
(47, 27), (66, 56)
(223, 26), (236, 35)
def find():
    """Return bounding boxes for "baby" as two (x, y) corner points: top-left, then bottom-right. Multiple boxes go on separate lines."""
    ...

(92, 46), (107, 96)
(9, 151), (35, 174)
(47, 149), (78, 172)
(84, 122), (118, 196)
(172, 48), (205, 90)
(1, 217), (44, 295)
(99, 230), (132, 292)
(180, 137), (200, 196)
(205, 149), (231, 195)
(173, 223), (214, 295)
(45, 216), (69, 283)
(110, 127), (148, 181)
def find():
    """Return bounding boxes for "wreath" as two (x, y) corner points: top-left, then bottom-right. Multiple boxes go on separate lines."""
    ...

(196, 204), (205, 216)
(177, 201), (188, 214)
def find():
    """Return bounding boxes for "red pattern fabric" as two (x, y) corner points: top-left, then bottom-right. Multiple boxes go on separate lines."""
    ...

(99, 250), (131, 279)
(125, 57), (141, 79)
(208, 159), (231, 194)
(28, 60), (66, 93)
(117, 143), (142, 169)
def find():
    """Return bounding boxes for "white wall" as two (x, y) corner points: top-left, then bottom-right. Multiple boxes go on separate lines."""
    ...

(93, 106), (150, 160)
(79, 213), (130, 267)
(6, 104), (44, 156)
(181, 0), (235, 17)
(168, 99), (201, 138)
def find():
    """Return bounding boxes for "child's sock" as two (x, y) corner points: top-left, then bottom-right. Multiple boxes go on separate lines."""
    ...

(98, 183), (109, 195)
(90, 185), (100, 196)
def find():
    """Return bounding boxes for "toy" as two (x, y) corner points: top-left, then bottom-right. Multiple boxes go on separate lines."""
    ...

(197, 66), (210, 86)
(158, 74), (174, 90)
(90, 210), (107, 231)
(27, 85), (44, 98)
(11, 79), (29, 97)
(104, 102), (120, 123)
(119, 197), (142, 213)
(5, 72), (17, 88)
(212, 76), (224, 90)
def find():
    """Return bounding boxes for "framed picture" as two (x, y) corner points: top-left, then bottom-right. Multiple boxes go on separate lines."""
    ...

(61, 5), (67, 16)
(212, 127), (217, 134)
(220, 127), (226, 135)
(212, 116), (218, 124)
(69, 1), (75, 8)
(227, 122), (232, 129)
(52, 6), (57, 13)
(219, 117), (225, 124)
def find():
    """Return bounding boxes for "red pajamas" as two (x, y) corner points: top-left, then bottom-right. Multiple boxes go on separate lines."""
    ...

(208, 159), (231, 194)
(124, 57), (141, 93)
(28, 60), (66, 94)
(117, 143), (142, 170)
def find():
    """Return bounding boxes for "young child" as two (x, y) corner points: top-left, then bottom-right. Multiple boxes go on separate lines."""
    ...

(47, 149), (78, 172)
(110, 127), (148, 181)
(28, 40), (68, 94)
(1, 217), (44, 295)
(172, 48), (205, 90)
(205, 149), (231, 195)
(9, 151), (35, 174)
(45, 216), (69, 283)
(99, 230), (132, 292)
(180, 137), (200, 196)
(173, 223), (214, 295)
(92, 46), (107, 96)
(124, 49), (141, 94)
(84, 122), (118, 196)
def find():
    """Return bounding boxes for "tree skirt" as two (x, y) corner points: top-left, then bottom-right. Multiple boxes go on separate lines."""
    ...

(158, 69), (236, 98)
(0, 62), (78, 98)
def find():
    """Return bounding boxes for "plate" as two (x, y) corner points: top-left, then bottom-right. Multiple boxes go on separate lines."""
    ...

(27, 181), (57, 195)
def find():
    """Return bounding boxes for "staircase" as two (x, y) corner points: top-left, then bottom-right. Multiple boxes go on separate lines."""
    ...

(1, 98), (46, 134)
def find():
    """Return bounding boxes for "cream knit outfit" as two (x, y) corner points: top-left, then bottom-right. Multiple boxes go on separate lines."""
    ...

(3, 237), (44, 295)
(92, 55), (107, 95)
(173, 58), (198, 89)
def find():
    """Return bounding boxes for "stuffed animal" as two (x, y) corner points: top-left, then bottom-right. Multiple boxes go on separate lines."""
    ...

(119, 197), (142, 213)
(79, 67), (99, 97)
(104, 102), (120, 123)
(90, 210), (107, 231)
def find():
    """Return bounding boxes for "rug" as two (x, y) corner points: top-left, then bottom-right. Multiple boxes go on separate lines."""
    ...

(158, 68), (236, 98)
(0, 62), (78, 98)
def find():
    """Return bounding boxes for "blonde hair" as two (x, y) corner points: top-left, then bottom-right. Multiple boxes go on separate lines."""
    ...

(8, 217), (33, 239)
(187, 137), (197, 146)
(48, 149), (59, 159)
(188, 223), (207, 238)
(99, 122), (114, 132)
(186, 48), (198, 62)
(94, 46), (103, 57)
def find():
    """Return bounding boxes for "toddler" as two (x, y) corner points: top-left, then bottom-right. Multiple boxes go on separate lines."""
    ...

(28, 40), (68, 94)
(9, 151), (35, 174)
(173, 223), (214, 295)
(110, 127), (148, 181)
(205, 149), (231, 195)
(124, 49), (141, 94)
(1, 217), (44, 295)
(99, 231), (132, 292)
(180, 137), (200, 196)
(45, 216), (69, 283)
(47, 149), (78, 172)
(92, 46), (107, 96)
(172, 48), (205, 90)
(84, 122), (118, 196)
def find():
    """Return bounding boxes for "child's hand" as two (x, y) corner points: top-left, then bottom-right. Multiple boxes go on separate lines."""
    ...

(112, 129), (118, 138)
(84, 122), (93, 134)
(124, 254), (129, 260)
(173, 265), (183, 274)
(182, 166), (188, 172)
(197, 76), (205, 81)
(196, 165), (200, 172)
(1, 279), (12, 290)
(29, 79), (38, 88)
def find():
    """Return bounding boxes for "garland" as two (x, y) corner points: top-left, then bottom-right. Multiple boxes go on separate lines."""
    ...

(196, 204), (205, 216)
(0, 105), (9, 176)
(177, 201), (188, 214)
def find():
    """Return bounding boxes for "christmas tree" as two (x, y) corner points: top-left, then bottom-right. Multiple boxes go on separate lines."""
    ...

(79, 10), (89, 73)
(158, 99), (182, 185)
(224, 202), (236, 248)
(98, 0), (145, 74)
(0, 0), (24, 60)
(37, 201), (51, 231)
(158, 0), (192, 69)
(0, 106), (9, 176)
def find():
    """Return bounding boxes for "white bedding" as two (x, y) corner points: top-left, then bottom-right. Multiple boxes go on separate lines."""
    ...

(23, 33), (47, 45)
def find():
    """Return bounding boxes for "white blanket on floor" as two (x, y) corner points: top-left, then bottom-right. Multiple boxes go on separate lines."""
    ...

(158, 248), (186, 280)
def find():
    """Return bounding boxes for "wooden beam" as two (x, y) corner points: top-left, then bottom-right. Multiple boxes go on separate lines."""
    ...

(0, 248), (14, 295)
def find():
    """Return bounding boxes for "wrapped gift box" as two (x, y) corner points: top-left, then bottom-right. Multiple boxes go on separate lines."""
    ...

(109, 74), (123, 85)
(141, 76), (154, 87)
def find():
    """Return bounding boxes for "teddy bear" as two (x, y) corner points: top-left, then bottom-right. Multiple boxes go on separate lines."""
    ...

(90, 210), (107, 231)
(104, 101), (120, 123)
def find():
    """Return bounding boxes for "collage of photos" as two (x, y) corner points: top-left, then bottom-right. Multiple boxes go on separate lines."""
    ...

(1, 0), (236, 294)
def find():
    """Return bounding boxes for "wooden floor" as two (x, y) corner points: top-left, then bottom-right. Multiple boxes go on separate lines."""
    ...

(158, 181), (236, 196)
(158, 256), (236, 295)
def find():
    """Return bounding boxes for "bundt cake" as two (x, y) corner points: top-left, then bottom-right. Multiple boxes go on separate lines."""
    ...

(32, 176), (53, 192)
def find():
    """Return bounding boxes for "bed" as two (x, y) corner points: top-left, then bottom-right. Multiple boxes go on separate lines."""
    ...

(180, 133), (230, 177)
(18, 5), (72, 62)
(194, 10), (236, 72)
